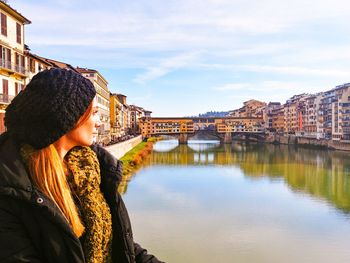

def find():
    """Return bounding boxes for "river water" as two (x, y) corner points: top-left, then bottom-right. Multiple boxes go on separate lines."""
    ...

(120, 140), (350, 263)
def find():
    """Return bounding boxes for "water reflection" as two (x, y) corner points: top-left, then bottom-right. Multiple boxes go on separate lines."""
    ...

(142, 141), (350, 214)
(187, 140), (220, 152)
(123, 140), (350, 263)
(152, 139), (179, 152)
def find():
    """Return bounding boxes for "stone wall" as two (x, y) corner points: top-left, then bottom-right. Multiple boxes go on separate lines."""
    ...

(328, 140), (350, 151)
(106, 135), (143, 159)
(267, 135), (350, 151)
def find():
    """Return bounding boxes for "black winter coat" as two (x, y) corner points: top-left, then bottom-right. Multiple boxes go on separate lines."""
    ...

(0, 133), (164, 263)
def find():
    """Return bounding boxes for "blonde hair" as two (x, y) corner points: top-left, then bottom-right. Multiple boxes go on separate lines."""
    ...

(26, 102), (94, 237)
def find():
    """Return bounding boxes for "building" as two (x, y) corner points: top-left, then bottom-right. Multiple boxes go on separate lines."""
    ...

(76, 67), (110, 144)
(0, 1), (31, 133)
(284, 102), (297, 134)
(228, 108), (241, 117)
(272, 105), (284, 133)
(139, 117), (194, 138)
(144, 110), (152, 118)
(216, 118), (265, 133)
(319, 89), (337, 139)
(110, 93), (122, 140)
(116, 94), (129, 136)
(301, 93), (323, 138)
(242, 99), (266, 118)
(228, 99), (266, 118)
(129, 105), (146, 135)
(264, 102), (281, 132)
(283, 94), (309, 134)
(338, 90), (350, 140)
(139, 117), (265, 138)
(37, 56), (77, 72)
(332, 83), (350, 140)
(25, 51), (52, 81)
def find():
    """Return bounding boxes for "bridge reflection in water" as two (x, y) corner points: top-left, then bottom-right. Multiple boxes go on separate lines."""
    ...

(120, 140), (350, 215)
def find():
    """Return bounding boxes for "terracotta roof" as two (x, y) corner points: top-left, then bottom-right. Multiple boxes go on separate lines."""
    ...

(34, 56), (79, 72)
(129, 105), (145, 112)
(76, 67), (109, 85)
(76, 67), (98, 74)
(25, 52), (52, 66)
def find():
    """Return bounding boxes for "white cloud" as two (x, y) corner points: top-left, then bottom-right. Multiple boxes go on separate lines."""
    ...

(215, 80), (329, 105)
(134, 51), (202, 83)
(215, 83), (251, 91)
(240, 65), (350, 78)
(12, 0), (350, 116)
(217, 80), (326, 93)
(18, 0), (350, 51)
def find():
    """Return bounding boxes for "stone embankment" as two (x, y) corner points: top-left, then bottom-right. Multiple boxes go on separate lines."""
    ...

(106, 135), (143, 159)
(265, 134), (350, 151)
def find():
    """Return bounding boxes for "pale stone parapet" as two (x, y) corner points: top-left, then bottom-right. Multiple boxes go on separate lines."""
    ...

(106, 135), (143, 159)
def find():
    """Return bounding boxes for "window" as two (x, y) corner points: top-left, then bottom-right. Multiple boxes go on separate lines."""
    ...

(2, 79), (8, 94)
(15, 53), (25, 73)
(1, 13), (7, 36)
(0, 46), (11, 68)
(16, 23), (21, 44)
(28, 58), (35, 73)
(14, 83), (24, 95)
(2, 79), (8, 102)
(15, 83), (20, 95)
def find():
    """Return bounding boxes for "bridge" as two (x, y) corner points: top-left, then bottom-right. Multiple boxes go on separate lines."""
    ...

(139, 117), (266, 143)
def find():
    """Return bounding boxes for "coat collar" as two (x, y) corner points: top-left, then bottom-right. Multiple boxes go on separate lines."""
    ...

(0, 133), (78, 239)
(0, 132), (33, 200)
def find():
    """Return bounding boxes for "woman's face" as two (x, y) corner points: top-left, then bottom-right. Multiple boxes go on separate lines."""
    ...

(65, 98), (100, 146)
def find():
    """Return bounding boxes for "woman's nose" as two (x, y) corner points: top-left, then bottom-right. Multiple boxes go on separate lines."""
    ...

(93, 113), (102, 128)
(95, 118), (101, 128)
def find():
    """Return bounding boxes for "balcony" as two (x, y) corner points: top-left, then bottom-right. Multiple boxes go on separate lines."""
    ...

(0, 59), (28, 77)
(0, 94), (15, 104)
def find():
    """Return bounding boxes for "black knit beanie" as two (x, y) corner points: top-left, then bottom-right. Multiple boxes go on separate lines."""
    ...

(5, 68), (96, 149)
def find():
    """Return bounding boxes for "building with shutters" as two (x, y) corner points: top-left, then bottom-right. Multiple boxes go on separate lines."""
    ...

(264, 102), (281, 132)
(0, 1), (31, 133)
(115, 94), (130, 137)
(25, 51), (52, 81)
(110, 93), (123, 140)
(76, 67), (111, 144)
(129, 105), (147, 135)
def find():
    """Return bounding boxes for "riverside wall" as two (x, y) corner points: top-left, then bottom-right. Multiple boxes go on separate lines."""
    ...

(264, 134), (350, 151)
(106, 135), (143, 159)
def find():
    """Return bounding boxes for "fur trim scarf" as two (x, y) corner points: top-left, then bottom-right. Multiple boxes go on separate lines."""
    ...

(65, 146), (113, 263)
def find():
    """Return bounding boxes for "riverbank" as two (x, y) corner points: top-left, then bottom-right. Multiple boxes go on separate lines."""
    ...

(117, 137), (160, 194)
(120, 138), (157, 175)
(264, 134), (350, 151)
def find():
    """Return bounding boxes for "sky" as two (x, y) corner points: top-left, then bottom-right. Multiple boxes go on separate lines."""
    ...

(12, 0), (350, 117)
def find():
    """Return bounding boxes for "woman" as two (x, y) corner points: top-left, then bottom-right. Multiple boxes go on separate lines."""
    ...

(0, 68), (164, 263)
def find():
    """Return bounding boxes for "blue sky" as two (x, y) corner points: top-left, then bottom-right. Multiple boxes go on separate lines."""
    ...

(14, 0), (350, 116)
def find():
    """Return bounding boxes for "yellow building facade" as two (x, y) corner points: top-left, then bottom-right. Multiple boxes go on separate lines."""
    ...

(139, 117), (264, 138)
(77, 67), (110, 144)
(0, 2), (30, 133)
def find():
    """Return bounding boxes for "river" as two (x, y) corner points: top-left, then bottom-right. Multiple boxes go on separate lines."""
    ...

(120, 139), (350, 263)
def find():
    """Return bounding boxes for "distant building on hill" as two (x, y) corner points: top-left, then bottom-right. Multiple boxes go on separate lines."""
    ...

(198, 111), (230, 118)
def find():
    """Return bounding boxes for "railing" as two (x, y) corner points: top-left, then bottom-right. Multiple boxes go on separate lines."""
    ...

(111, 123), (121, 128)
(0, 94), (15, 104)
(0, 59), (28, 76)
